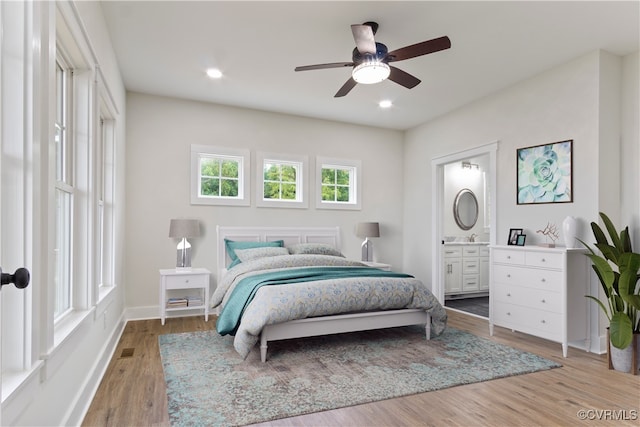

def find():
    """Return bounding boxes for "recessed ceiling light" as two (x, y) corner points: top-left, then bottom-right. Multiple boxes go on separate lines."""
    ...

(206, 68), (223, 79)
(378, 100), (393, 109)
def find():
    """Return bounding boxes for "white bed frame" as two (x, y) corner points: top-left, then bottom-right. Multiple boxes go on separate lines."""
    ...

(217, 226), (432, 362)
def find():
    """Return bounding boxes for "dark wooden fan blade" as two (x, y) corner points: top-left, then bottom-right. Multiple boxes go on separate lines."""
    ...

(388, 66), (421, 89)
(387, 36), (451, 62)
(334, 78), (357, 97)
(351, 24), (376, 54)
(295, 62), (354, 72)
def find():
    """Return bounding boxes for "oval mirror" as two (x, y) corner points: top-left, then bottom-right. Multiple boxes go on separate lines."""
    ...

(453, 188), (479, 231)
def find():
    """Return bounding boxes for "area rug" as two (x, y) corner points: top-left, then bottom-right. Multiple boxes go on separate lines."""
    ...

(159, 326), (560, 426)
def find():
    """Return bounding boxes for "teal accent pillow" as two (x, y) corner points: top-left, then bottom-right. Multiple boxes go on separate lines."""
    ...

(224, 239), (284, 268)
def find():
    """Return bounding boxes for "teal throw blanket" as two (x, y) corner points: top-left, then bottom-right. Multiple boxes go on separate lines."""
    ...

(216, 267), (412, 336)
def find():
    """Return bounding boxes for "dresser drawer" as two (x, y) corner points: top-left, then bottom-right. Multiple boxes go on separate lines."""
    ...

(493, 283), (562, 313)
(525, 251), (564, 269)
(492, 264), (563, 292)
(165, 274), (207, 290)
(443, 246), (463, 257)
(492, 249), (525, 265)
(492, 302), (562, 341)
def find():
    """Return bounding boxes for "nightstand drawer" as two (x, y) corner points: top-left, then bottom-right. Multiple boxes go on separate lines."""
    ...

(165, 274), (207, 290)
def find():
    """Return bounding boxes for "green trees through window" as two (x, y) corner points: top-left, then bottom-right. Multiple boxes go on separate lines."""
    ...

(263, 162), (297, 200)
(321, 167), (351, 202)
(200, 156), (239, 198)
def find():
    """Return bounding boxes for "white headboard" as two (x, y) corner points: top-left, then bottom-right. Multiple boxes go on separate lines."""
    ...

(216, 226), (341, 280)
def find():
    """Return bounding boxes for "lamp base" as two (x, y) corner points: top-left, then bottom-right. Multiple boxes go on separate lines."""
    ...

(176, 239), (192, 269)
(361, 238), (373, 262)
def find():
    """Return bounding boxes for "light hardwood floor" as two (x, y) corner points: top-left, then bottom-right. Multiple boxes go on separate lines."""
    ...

(82, 310), (640, 427)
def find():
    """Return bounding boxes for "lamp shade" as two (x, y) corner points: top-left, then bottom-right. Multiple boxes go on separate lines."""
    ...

(356, 222), (380, 238)
(168, 219), (201, 238)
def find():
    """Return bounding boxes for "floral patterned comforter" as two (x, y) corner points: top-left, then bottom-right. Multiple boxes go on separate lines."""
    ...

(210, 254), (447, 359)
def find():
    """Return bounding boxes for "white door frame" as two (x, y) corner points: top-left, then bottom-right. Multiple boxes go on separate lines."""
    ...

(431, 142), (498, 303)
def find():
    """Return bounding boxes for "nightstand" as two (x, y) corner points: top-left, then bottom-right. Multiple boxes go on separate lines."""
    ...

(159, 268), (211, 325)
(361, 261), (392, 271)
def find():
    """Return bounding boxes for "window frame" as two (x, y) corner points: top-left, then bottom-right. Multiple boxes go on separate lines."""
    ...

(190, 144), (250, 206)
(256, 152), (308, 209)
(315, 157), (361, 210)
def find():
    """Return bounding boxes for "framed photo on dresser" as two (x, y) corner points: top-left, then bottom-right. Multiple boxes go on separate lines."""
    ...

(508, 228), (523, 245)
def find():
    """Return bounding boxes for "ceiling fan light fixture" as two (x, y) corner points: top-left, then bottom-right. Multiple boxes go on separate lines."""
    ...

(352, 60), (390, 84)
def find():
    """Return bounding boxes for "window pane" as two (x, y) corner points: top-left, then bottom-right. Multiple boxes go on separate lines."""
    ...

(321, 185), (335, 201)
(337, 186), (350, 202)
(281, 183), (296, 200)
(336, 169), (350, 185)
(201, 158), (220, 178)
(201, 177), (219, 196)
(220, 160), (238, 178)
(264, 182), (279, 199)
(54, 189), (72, 320)
(281, 165), (296, 182)
(220, 178), (238, 197)
(322, 168), (335, 184)
(264, 163), (279, 180)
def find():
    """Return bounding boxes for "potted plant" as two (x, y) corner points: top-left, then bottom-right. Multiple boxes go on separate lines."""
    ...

(580, 212), (640, 373)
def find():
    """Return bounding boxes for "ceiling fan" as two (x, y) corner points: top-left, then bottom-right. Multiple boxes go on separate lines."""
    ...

(294, 21), (451, 97)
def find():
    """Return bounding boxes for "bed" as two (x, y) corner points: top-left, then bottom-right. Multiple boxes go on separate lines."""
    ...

(211, 226), (447, 362)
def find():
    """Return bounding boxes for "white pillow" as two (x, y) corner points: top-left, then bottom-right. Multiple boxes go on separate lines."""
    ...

(234, 246), (290, 263)
(287, 243), (344, 257)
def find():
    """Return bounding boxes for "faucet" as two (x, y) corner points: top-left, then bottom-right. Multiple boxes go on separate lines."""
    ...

(469, 233), (477, 243)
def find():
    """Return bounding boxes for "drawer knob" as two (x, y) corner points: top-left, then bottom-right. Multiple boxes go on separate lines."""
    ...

(541, 258), (546, 262)
(541, 319), (546, 324)
(506, 312), (511, 316)
(507, 256), (511, 259)
(541, 278), (546, 283)
(506, 293), (511, 297)
(541, 299), (546, 303)
(507, 274), (511, 278)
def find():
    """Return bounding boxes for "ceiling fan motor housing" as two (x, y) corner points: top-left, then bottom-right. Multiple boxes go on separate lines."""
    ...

(352, 42), (389, 64)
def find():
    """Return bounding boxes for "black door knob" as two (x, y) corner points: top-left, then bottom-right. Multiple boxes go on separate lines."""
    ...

(0, 267), (30, 289)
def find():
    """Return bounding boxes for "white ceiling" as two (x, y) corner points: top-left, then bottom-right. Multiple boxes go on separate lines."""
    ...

(100, 1), (639, 131)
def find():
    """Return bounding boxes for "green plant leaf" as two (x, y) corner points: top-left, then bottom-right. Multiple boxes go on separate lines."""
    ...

(595, 242), (620, 263)
(591, 221), (608, 246)
(586, 254), (615, 289)
(600, 212), (623, 250)
(585, 295), (611, 320)
(609, 312), (633, 349)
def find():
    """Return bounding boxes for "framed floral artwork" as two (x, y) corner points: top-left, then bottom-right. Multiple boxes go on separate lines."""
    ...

(517, 140), (573, 204)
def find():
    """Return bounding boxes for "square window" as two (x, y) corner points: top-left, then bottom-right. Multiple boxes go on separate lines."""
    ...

(191, 145), (250, 206)
(316, 157), (361, 210)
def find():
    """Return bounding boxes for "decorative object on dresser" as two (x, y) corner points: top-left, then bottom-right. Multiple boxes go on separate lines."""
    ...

(536, 222), (559, 247)
(168, 218), (201, 269)
(562, 215), (579, 249)
(516, 139), (573, 205)
(356, 221), (380, 262)
(489, 245), (590, 357)
(159, 268), (210, 325)
(580, 212), (640, 374)
(508, 228), (523, 245)
(515, 234), (526, 246)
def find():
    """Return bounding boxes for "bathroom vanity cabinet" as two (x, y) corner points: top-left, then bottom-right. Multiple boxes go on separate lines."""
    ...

(443, 243), (489, 297)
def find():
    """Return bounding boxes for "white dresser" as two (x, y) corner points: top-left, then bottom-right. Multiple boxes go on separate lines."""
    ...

(489, 245), (590, 357)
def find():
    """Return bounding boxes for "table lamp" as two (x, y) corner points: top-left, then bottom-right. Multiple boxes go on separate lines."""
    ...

(169, 219), (201, 269)
(356, 222), (380, 262)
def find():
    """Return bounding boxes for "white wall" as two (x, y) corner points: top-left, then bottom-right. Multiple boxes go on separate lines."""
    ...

(621, 52), (640, 247)
(124, 93), (404, 317)
(402, 49), (637, 352)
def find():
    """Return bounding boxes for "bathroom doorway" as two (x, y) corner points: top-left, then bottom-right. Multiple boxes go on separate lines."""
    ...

(431, 142), (498, 318)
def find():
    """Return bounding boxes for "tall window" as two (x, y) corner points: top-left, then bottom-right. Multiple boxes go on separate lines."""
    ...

(316, 157), (361, 210)
(54, 56), (73, 321)
(191, 145), (250, 206)
(256, 152), (308, 208)
(96, 110), (116, 298)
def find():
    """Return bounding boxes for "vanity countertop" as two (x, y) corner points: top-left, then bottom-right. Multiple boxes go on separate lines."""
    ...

(443, 241), (489, 245)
